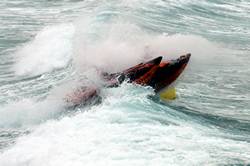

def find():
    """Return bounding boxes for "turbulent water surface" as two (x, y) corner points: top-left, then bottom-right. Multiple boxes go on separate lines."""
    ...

(0, 0), (250, 165)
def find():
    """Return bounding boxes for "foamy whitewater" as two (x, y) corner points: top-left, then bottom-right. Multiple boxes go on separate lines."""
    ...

(0, 0), (250, 165)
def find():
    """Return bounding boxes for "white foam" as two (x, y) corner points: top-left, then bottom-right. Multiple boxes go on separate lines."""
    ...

(0, 80), (84, 128)
(72, 22), (229, 74)
(0, 85), (249, 165)
(12, 20), (228, 77)
(0, 98), (64, 128)
(5, 22), (229, 128)
(13, 24), (75, 77)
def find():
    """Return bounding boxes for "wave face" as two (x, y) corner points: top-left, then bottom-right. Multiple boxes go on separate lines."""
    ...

(0, 0), (250, 165)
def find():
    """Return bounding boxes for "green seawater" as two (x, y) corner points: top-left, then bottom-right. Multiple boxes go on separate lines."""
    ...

(0, 0), (249, 165)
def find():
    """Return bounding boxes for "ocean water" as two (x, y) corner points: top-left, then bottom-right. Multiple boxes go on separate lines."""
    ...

(0, 0), (250, 165)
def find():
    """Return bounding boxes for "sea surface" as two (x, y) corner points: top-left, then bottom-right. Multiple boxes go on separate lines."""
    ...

(0, 0), (250, 165)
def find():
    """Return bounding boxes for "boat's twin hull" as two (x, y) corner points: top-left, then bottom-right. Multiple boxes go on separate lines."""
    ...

(66, 54), (191, 107)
